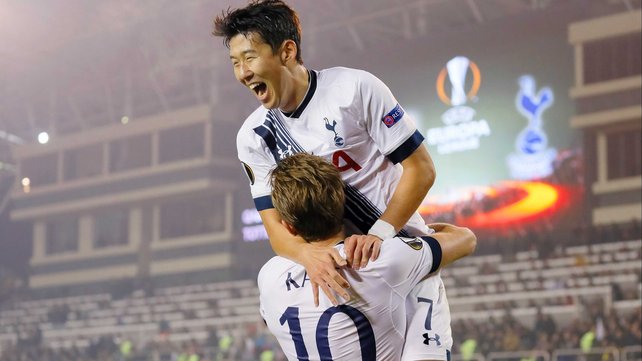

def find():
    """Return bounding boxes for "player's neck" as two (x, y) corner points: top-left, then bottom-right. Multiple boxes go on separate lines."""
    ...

(279, 64), (309, 113)
(313, 231), (345, 248)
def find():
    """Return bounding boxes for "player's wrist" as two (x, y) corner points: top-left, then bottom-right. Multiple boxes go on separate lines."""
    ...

(368, 219), (396, 241)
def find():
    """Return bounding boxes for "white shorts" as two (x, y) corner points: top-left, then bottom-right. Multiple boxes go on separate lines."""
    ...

(401, 273), (452, 361)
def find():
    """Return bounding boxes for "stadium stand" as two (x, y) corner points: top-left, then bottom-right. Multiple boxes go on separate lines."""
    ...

(1, 230), (640, 361)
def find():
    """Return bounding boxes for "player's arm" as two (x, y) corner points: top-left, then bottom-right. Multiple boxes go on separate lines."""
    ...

(373, 223), (475, 295)
(362, 69), (436, 234)
(403, 223), (476, 290)
(345, 71), (436, 268)
(380, 144), (435, 231)
(345, 144), (435, 269)
(259, 208), (350, 306)
(424, 223), (477, 272)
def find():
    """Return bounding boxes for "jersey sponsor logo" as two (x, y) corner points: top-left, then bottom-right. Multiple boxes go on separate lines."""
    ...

(382, 103), (404, 128)
(402, 237), (424, 250)
(324, 118), (345, 147)
(241, 162), (255, 185)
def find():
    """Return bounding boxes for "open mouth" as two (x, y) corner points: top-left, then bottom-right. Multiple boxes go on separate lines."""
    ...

(250, 82), (267, 98)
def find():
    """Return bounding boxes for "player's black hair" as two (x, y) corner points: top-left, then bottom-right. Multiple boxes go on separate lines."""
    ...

(213, 0), (303, 64)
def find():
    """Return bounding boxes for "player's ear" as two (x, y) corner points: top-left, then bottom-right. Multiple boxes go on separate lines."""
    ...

(281, 219), (298, 236)
(280, 40), (297, 64)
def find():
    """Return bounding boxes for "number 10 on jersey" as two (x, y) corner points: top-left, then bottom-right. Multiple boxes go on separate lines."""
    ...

(279, 305), (376, 360)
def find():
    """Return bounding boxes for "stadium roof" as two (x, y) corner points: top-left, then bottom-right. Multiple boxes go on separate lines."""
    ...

(0, 0), (639, 143)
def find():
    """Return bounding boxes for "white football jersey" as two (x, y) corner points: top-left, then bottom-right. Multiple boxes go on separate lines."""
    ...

(237, 67), (430, 237)
(258, 236), (442, 361)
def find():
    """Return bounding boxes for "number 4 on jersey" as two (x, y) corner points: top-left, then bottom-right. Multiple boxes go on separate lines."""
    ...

(332, 150), (362, 172)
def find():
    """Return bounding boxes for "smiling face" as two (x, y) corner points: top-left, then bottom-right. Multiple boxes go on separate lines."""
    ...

(229, 33), (298, 111)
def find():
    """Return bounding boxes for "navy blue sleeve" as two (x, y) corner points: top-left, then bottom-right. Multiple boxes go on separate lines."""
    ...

(421, 236), (442, 274)
(254, 195), (274, 211)
(386, 130), (424, 164)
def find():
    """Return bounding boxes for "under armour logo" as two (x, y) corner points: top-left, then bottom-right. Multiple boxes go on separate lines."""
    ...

(277, 144), (294, 159)
(423, 333), (441, 346)
(324, 118), (345, 147)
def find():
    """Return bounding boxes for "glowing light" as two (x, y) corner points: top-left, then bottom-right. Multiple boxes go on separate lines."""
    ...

(21, 177), (31, 193)
(467, 181), (559, 226)
(121, 116), (130, 125)
(37, 132), (49, 144)
(419, 181), (571, 229)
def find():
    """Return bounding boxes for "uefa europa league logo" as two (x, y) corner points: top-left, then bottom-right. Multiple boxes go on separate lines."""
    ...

(429, 55), (490, 155)
(436, 55), (481, 107)
(447, 56), (471, 107)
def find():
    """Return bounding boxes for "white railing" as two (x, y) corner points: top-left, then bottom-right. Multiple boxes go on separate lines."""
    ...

(488, 350), (550, 361)
(622, 345), (642, 361)
(553, 347), (620, 361)
(451, 353), (487, 361)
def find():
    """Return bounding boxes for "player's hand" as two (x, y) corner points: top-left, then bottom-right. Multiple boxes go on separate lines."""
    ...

(344, 234), (383, 270)
(299, 244), (350, 307)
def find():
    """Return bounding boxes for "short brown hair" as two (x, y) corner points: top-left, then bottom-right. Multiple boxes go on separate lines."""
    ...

(270, 153), (344, 242)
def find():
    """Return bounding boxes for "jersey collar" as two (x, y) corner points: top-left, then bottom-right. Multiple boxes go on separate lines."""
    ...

(281, 69), (317, 119)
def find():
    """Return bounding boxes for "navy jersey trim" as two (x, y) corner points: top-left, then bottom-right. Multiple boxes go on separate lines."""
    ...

(253, 111), (306, 163)
(344, 184), (410, 238)
(254, 195), (274, 211)
(387, 130), (425, 164)
(420, 236), (442, 274)
(252, 112), (307, 210)
(270, 112), (306, 153)
(283, 69), (317, 119)
(252, 107), (414, 237)
(253, 126), (279, 161)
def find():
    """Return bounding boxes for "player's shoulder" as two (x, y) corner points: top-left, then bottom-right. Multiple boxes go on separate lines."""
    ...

(317, 66), (380, 86)
(238, 105), (269, 134)
(353, 237), (430, 289)
(257, 256), (298, 289)
(236, 106), (269, 146)
(380, 236), (427, 254)
(258, 256), (288, 279)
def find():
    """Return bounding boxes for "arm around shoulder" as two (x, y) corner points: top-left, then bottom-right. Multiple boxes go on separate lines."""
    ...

(427, 223), (477, 271)
(259, 208), (350, 306)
